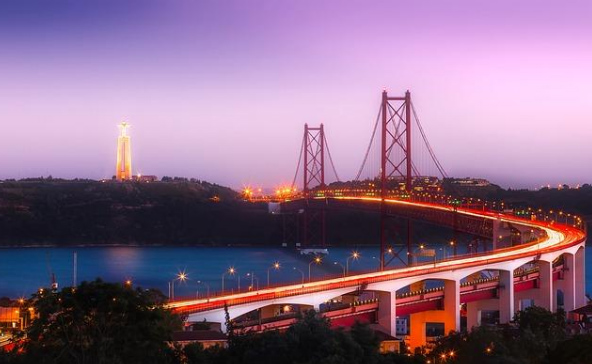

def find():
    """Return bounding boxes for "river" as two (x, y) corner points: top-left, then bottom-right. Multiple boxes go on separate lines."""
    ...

(0, 245), (590, 300)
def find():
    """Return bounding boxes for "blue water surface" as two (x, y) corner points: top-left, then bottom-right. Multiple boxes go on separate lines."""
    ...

(0, 245), (589, 300)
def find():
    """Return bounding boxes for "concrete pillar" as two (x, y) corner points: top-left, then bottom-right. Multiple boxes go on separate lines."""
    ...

(377, 291), (396, 337)
(466, 301), (480, 330)
(444, 280), (460, 332)
(562, 253), (576, 312)
(575, 246), (586, 308)
(538, 260), (553, 311)
(499, 270), (515, 323)
(492, 219), (501, 250)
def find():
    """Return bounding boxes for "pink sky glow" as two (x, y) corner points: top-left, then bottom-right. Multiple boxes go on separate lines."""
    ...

(0, 0), (591, 189)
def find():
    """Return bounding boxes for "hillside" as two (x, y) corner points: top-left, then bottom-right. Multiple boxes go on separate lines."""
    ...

(0, 179), (590, 247)
(0, 179), (279, 246)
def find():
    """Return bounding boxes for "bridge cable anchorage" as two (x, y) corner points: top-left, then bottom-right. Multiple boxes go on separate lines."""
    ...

(411, 101), (448, 179)
(290, 133), (306, 191)
(323, 132), (341, 182)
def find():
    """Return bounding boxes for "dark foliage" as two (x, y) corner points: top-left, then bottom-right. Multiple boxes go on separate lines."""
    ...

(1, 279), (182, 364)
(430, 306), (570, 364)
(0, 180), (456, 247)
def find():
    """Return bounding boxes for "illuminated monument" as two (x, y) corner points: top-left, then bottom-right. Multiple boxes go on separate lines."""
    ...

(115, 122), (132, 181)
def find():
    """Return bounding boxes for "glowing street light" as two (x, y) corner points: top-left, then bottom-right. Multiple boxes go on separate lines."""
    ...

(449, 240), (456, 256)
(346, 251), (360, 274)
(309, 256), (322, 282)
(169, 271), (188, 300)
(267, 262), (280, 287)
(222, 267), (236, 293)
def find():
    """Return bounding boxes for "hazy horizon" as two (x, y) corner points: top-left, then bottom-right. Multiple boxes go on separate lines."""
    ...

(1, 1), (591, 190)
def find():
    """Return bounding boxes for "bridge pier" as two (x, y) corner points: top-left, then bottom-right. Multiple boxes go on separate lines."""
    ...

(498, 270), (515, 323)
(377, 291), (397, 337)
(445, 280), (461, 332)
(575, 245), (586, 308)
(538, 260), (554, 311)
(553, 253), (576, 312)
(493, 218), (502, 250)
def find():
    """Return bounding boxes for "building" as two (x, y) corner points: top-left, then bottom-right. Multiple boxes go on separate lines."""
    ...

(115, 122), (132, 181)
(395, 317), (408, 336)
(133, 175), (158, 183)
(450, 178), (491, 187)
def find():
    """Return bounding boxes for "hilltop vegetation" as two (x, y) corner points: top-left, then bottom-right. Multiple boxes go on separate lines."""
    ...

(0, 178), (591, 247)
(0, 179), (277, 246)
(0, 179), (388, 247)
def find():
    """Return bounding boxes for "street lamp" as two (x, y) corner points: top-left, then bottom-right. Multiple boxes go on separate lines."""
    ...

(293, 267), (304, 285)
(346, 251), (360, 274)
(196, 280), (210, 299)
(309, 256), (322, 281)
(170, 271), (188, 300)
(222, 267), (236, 293)
(246, 273), (259, 291)
(267, 262), (280, 287)
(333, 262), (345, 277)
(449, 240), (456, 256)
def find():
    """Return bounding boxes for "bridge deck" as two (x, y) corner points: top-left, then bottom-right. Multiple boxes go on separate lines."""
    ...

(169, 197), (585, 315)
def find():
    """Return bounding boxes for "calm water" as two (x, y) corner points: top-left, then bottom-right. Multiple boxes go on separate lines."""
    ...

(0, 245), (590, 299)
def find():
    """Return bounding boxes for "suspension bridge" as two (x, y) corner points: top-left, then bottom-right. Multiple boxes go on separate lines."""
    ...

(170, 90), (586, 349)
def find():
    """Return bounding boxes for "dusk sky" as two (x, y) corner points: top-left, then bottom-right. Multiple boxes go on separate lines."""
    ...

(1, 0), (591, 189)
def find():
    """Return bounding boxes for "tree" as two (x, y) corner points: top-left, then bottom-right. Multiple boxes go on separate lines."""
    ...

(547, 334), (592, 364)
(350, 321), (380, 364)
(221, 309), (389, 364)
(430, 307), (570, 364)
(16, 279), (182, 364)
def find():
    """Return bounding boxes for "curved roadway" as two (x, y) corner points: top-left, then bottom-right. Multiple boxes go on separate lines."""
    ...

(169, 196), (586, 314)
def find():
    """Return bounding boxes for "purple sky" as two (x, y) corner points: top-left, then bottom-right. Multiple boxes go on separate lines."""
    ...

(1, 0), (591, 189)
